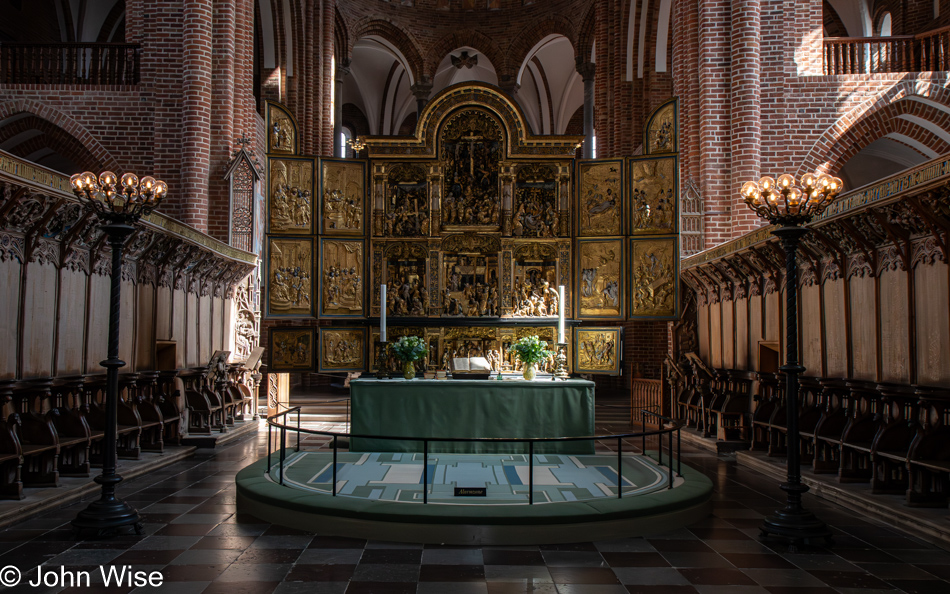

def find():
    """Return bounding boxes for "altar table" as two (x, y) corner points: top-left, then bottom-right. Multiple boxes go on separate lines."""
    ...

(349, 378), (596, 454)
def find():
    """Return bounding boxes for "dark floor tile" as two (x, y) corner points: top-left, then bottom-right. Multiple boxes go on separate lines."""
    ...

(486, 583), (557, 594)
(547, 567), (620, 584)
(351, 563), (419, 582)
(307, 536), (366, 549)
(154, 524), (214, 537)
(418, 564), (486, 582)
(343, 582), (415, 594)
(601, 552), (670, 567)
(687, 527), (752, 541)
(111, 548), (185, 565)
(647, 540), (713, 553)
(190, 536), (257, 550)
(262, 525), (314, 536)
(202, 582), (279, 594)
(160, 564), (229, 582)
(482, 550), (545, 566)
(719, 553), (795, 569)
(232, 548), (300, 564)
(59, 587), (133, 594)
(765, 586), (837, 594)
(538, 542), (598, 552)
(677, 568), (757, 586)
(358, 548), (422, 564)
(835, 548), (900, 563)
(158, 495), (208, 504)
(886, 580), (950, 594)
(627, 585), (700, 594)
(285, 564), (356, 582)
(805, 570), (891, 589)
(916, 564), (950, 581)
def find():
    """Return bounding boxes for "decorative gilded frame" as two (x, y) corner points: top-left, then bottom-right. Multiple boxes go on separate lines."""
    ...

(318, 238), (366, 318)
(643, 97), (677, 155)
(318, 327), (367, 373)
(573, 326), (623, 375)
(628, 155), (678, 235)
(629, 235), (679, 319)
(576, 159), (624, 236)
(269, 328), (315, 372)
(265, 100), (300, 155)
(319, 157), (366, 236)
(575, 237), (625, 320)
(265, 237), (313, 318)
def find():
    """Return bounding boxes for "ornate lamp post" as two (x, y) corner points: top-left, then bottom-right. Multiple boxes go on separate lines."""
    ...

(740, 172), (842, 550)
(69, 170), (167, 536)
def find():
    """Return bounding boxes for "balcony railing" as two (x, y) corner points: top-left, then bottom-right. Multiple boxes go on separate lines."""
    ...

(0, 43), (140, 85)
(824, 25), (950, 74)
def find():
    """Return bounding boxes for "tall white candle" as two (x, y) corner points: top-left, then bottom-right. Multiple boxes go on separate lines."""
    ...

(558, 285), (566, 344)
(380, 284), (387, 342)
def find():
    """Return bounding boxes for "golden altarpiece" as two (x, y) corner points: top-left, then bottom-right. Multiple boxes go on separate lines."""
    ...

(263, 84), (680, 377)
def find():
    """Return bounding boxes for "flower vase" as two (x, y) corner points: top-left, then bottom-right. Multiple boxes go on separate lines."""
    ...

(403, 360), (416, 380)
(522, 363), (537, 381)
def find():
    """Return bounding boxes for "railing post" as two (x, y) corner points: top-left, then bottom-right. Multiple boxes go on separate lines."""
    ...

(279, 424), (286, 485)
(423, 439), (428, 504)
(617, 436), (622, 499)
(332, 435), (338, 496)
(266, 417), (272, 476)
(668, 425), (674, 489)
(677, 426), (682, 476)
(528, 441), (534, 505)
(641, 410), (646, 455)
(297, 408), (301, 452)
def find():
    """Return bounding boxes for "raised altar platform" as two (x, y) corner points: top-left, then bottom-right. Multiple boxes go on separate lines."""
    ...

(236, 451), (713, 545)
(349, 377), (595, 454)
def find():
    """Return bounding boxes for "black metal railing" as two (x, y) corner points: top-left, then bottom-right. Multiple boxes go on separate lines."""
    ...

(266, 406), (683, 505)
(0, 43), (140, 85)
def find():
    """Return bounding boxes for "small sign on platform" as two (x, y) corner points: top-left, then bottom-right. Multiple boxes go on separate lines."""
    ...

(454, 487), (487, 497)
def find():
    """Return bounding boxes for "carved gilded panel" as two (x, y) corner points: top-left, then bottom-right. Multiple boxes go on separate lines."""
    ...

(577, 237), (624, 319)
(513, 163), (558, 238)
(320, 158), (365, 235)
(318, 327), (366, 372)
(439, 109), (503, 231)
(385, 242), (429, 317)
(266, 238), (312, 317)
(644, 99), (677, 155)
(630, 236), (678, 318)
(510, 241), (560, 318)
(385, 164), (429, 237)
(268, 157), (313, 234)
(573, 327), (622, 375)
(269, 328), (314, 371)
(319, 238), (365, 317)
(266, 102), (298, 154)
(577, 160), (623, 236)
(629, 156), (677, 235)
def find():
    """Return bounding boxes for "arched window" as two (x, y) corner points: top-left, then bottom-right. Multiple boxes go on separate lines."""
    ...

(877, 12), (892, 37)
(342, 126), (354, 158)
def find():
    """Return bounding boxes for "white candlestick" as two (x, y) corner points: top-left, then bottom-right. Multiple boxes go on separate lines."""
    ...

(380, 284), (387, 342)
(558, 285), (566, 344)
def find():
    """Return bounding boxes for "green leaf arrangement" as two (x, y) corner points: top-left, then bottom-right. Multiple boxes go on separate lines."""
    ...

(391, 335), (429, 362)
(508, 335), (554, 366)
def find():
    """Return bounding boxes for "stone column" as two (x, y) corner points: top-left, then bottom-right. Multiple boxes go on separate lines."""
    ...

(334, 60), (349, 158)
(410, 80), (433, 121)
(731, 0), (761, 234)
(577, 61), (596, 159)
(180, 0), (213, 232)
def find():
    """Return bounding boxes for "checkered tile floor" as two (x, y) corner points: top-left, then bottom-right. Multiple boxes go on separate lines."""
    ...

(1, 416), (950, 593)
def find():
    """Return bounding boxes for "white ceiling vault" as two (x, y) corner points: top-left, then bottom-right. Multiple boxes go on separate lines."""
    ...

(344, 34), (584, 137)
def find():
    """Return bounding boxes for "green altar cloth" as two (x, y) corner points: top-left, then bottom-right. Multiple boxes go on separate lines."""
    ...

(349, 378), (596, 454)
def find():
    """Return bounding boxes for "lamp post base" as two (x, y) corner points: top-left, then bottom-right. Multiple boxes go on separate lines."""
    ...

(760, 497), (833, 552)
(71, 498), (142, 538)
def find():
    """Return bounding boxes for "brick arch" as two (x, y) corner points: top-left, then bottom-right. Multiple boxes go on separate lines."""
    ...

(0, 100), (121, 172)
(575, 3), (596, 66)
(348, 18), (425, 84)
(798, 82), (950, 177)
(334, 7), (348, 63)
(425, 29), (507, 83)
(0, 114), (103, 173)
(506, 16), (577, 80)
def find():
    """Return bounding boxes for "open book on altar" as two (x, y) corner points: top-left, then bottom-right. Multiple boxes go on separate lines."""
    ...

(452, 357), (492, 371)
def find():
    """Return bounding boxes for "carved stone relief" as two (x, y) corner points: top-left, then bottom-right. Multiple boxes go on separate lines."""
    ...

(578, 160), (622, 236)
(320, 239), (364, 317)
(630, 237), (677, 316)
(578, 238), (623, 318)
(268, 238), (312, 316)
(630, 156), (677, 234)
(321, 160), (364, 234)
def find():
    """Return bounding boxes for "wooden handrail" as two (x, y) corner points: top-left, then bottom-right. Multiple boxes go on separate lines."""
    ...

(823, 32), (950, 74)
